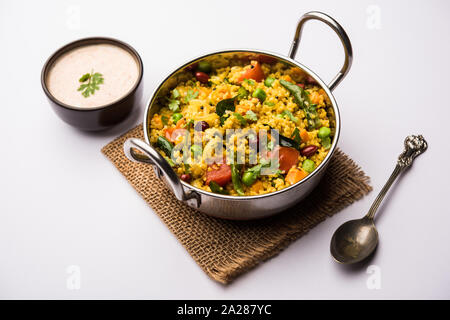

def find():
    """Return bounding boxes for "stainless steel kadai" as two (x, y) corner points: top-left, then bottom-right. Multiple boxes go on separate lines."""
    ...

(124, 11), (353, 220)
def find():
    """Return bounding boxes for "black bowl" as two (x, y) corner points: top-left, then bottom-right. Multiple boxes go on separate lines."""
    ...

(41, 37), (144, 131)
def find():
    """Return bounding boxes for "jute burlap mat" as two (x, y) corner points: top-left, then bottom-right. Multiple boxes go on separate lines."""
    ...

(101, 124), (372, 284)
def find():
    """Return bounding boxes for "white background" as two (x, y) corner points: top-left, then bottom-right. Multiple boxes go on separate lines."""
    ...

(1, 0), (449, 299)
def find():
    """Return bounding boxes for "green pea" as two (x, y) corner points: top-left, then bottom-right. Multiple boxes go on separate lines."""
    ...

(197, 61), (212, 73)
(264, 77), (275, 87)
(242, 171), (257, 186)
(252, 88), (266, 102)
(318, 126), (331, 139)
(302, 159), (316, 173)
(172, 113), (183, 124)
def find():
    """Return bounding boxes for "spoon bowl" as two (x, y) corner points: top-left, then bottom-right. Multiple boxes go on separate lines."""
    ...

(330, 217), (379, 264)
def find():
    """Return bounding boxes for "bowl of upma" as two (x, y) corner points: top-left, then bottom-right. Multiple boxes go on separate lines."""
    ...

(124, 11), (353, 219)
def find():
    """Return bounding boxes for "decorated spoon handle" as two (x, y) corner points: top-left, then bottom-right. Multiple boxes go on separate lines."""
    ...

(366, 135), (428, 220)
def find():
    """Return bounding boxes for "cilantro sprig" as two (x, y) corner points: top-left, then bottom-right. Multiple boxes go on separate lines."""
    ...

(184, 89), (199, 103)
(168, 89), (181, 112)
(78, 70), (104, 98)
(244, 110), (258, 122)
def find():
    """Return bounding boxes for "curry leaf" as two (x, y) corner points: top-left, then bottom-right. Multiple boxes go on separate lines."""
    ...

(216, 97), (236, 116)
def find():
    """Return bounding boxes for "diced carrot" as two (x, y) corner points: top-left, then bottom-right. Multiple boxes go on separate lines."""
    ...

(235, 104), (250, 115)
(310, 91), (324, 105)
(151, 114), (163, 129)
(286, 168), (307, 185)
(175, 118), (185, 128)
(164, 119), (187, 143)
(282, 75), (292, 82)
(300, 129), (309, 142)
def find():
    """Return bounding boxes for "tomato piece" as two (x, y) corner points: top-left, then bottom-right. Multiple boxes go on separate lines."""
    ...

(238, 61), (265, 83)
(164, 128), (186, 143)
(164, 119), (186, 143)
(297, 83), (305, 88)
(206, 163), (232, 187)
(275, 146), (300, 173)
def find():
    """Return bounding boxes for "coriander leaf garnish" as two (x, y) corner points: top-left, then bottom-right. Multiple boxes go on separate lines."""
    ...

(184, 89), (199, 103)
(168, 89), (181, 112)
(79, 73), (90, 82)
(244, 110), (258, 121)
(168, 100), (181, 112)
(77, 70), (104, 98)
(172, 88), (180, 99)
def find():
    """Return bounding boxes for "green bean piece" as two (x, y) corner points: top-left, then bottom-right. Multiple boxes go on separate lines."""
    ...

(279, 79), (319, 130)
(209, 181), (229, 195)
(231, 164), (245, 196)
(233, 112), (247, 126)
(281, 110), (299, 123)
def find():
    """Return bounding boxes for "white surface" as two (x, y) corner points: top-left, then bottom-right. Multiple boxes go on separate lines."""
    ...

(0, 0), (449, 299)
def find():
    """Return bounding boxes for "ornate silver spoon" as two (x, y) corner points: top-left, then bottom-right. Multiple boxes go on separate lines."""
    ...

(330, 135), (428, 264)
